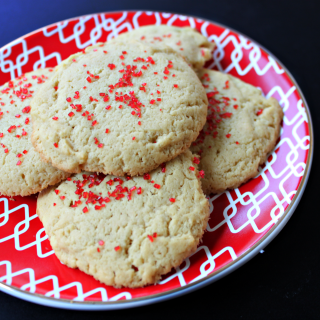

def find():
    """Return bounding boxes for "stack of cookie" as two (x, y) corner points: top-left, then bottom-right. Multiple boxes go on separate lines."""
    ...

(0, 26), (283, 288)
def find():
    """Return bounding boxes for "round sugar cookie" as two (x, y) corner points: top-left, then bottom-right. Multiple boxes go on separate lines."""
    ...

(37, 150), (210, 288)
(30, 39), (208, 176)
(116, 25), (215, 69)
(190, 69), (283, 194)
(0, 69), (70, 196)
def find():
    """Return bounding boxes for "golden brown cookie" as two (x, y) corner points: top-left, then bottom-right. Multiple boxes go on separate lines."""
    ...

(37, 150), (209, 288)
(191, 69), (283, 194)
(31, 40), (208, 176)
(116, 25), (215, 69)
(0, 69), (70, 196)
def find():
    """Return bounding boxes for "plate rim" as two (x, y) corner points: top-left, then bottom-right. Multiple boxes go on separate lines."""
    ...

(0, 10), (314, 310)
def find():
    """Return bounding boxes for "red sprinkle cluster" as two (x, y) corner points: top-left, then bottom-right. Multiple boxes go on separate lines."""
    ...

(193, 73), (240, 147)
(0, 73), (47, 161)
(55, 173), (147, 212)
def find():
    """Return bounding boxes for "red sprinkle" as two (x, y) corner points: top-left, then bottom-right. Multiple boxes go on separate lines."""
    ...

(16, 161), (22, 166)
(22, 106), (31, 113)
(256, 109), (263, 116)
(169, 198), (176, 203)
(98, 143), (104, 148)
(66, 97), (71, 102)
(226, 133), (231, 138)
(147, 235), (154, 242)
(68, 112), (74, 117)
(154, 184), (161, 189)
(137, 187), (142, 195)
(236, 141), (239, 145)
(83, 207), (88, 213)
(189, 166), (195, 171)
(143, 173), (150, 180)
(193, 157), (200, 164)
(7, 125), (16, 133)
(173, 84), (178, 88)
(60, 196), (65, 200)
(98, 240), (105, 246)
(223, 80), (230, 89)
(52, 116), (58, 120)
(54, 143), (58, 148)
(54, 190), (60, 195)
(105, 128), (110, 134)
(114, 246), (121, 251)
(153, 233), (157, 238)
(219, 112), (233, 118)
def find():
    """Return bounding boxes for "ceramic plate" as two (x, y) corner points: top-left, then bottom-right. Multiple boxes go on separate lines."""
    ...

(0, 11), (313, 310)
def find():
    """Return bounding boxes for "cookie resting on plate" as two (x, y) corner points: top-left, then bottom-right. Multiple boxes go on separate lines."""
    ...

(116, 25), (215, 70)
(190, 69), (283, 194)
(0, 69), (70, 196)
(37, 150), (210, 288)
(31, 39), (208, 176)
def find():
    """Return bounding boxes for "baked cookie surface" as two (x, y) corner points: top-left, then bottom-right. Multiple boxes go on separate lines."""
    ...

(191, 69), (283, 194)
(0, 69), (70, 196)
(37, 150), (209, 288)
(116, 25), (215, 69)
(31, 40), (208, 176)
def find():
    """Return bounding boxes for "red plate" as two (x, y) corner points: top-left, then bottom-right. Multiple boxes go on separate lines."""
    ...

(0, 11), (313, 310)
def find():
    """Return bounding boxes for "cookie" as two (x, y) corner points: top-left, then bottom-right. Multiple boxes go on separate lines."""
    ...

(0, 69), (70, 197)
(31, 39), (208, 176)
(116, 25), (215, 69)
(191, 69), (283, 194)
(37, 150), (209, 288)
